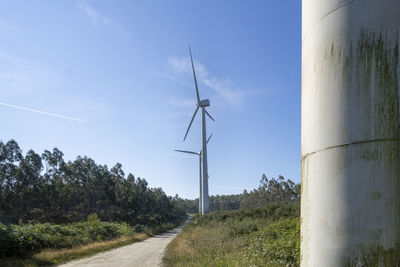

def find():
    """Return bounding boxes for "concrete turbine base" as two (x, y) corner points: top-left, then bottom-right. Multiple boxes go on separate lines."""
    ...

(302, 0), (400, 266)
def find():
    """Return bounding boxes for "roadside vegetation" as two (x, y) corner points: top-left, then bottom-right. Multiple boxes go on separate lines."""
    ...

(165, 203), (300, 266)
(165, 176), (301, 267)
(0, 139), (187, 265)
(0, 213), (182, 266)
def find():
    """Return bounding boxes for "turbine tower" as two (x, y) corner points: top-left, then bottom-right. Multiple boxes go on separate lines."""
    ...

(183, 47), (214, 214)
(302, 0), (400, 265)
(175, 135), (212, 214)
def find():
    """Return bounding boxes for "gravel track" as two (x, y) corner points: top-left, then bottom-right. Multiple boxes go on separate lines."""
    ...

(58, 221), (189, 267)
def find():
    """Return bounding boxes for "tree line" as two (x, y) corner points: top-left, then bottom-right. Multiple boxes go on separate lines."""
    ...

(0, 139), (185, 225)
(175, 174), (300, 213)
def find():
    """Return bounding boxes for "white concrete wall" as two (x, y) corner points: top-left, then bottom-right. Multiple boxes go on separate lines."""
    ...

(302, 0), (400, 265)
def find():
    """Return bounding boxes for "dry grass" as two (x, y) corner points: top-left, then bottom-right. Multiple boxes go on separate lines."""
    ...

(167, 234), (194, 256)
(0, 233), (149, 267)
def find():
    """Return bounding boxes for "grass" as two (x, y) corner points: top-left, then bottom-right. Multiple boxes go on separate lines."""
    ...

(0, 233), (149, 267)
(164, 202), (300, 267)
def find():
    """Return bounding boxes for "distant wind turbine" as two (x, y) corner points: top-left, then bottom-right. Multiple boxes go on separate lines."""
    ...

(175, 134), (212, 214)
(182, 46), (215, 214)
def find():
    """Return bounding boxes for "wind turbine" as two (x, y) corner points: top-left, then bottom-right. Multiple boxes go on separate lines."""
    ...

(175, 134), (212, 214)
(183, 46), (215, 214)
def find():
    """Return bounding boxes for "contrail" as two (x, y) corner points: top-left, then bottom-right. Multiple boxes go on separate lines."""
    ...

(0, 102), (84, 122)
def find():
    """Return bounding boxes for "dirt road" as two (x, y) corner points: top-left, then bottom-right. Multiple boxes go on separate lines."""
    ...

(58, 221), (188, 267)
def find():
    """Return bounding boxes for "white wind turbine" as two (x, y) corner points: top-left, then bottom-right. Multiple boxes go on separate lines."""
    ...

(182, 46), (214, 214)
(175, 134), (212, 214)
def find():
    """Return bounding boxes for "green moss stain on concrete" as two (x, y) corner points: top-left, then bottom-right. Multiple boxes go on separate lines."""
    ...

(345, 246), (400, 267)
(339, 30), (400, 267)
(370, 190), (383, 200)
(361, 147), (381, 161)
(355, 31), (399, 137)
(307, 31), (400, 266)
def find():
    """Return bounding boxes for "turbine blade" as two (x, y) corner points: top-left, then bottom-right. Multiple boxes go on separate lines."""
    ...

(206, 134), (212, 144)
(175, 150), (199, 155)
(189, 46), (201, 104)
(183, 106), (199, 141)
(205, 110), (215, 121)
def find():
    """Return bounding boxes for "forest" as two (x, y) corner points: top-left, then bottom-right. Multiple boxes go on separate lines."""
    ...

(0, 139), (185, 226)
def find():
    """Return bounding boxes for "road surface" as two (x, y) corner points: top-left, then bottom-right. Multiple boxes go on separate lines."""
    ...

(59, 220), (189, 267)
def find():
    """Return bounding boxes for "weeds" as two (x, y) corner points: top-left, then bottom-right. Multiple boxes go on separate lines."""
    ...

(164, 202), (300, 266)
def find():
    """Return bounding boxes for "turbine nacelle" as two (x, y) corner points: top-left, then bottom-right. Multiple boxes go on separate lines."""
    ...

(198, 99), (210, 107)
(183, 47), (215, 142)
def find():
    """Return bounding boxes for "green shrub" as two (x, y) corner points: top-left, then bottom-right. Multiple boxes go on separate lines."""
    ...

(121, 222), (135, 236)
(0, 224), (18, 257)
(0, 221), (134, 258)
(0, 214), (184, 259)
(239, 218), (300, 266)
(228, 218), (260, 236)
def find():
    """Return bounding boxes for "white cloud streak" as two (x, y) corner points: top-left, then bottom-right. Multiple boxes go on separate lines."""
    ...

(0, 52), (32, 64)
(76, 2), (132, 39)
(0, 102), (84, 122)
(167, 57), (243, 103)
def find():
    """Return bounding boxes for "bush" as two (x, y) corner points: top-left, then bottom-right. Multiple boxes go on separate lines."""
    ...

(0, 224), (18, 257)
(248, 218), (300, 266)
(164, 202), (300, 267)
(196, 202), (299, 226)
(0, 221), (135, 258)
(228, 218), (260, 236)
(0, 213), (186, 259)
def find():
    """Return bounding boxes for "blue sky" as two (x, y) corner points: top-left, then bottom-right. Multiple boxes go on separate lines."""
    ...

(0, 1), (301, 199)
